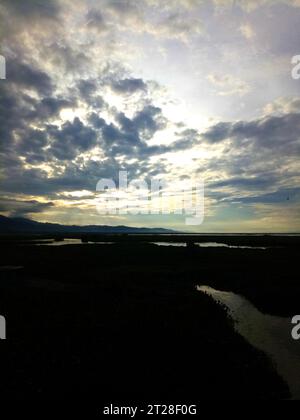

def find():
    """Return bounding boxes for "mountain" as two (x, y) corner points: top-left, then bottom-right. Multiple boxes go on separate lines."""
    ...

(0, 215), (176, 234)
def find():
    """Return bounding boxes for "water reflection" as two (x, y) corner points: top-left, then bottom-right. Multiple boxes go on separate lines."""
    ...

(153, 242), (267, 250)
(196, 242), (267, 250)
(153, 242), (187, 247)
(39, 239), (114, 246)
(197, 285), (300, 399)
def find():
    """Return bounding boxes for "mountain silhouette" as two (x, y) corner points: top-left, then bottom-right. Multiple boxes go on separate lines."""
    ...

(0, 215), (176, 235)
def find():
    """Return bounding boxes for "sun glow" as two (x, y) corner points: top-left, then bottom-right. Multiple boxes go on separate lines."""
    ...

(60, 107), (87, 122)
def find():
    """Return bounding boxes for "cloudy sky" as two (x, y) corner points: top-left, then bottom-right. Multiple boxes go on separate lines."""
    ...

(0, 0), (300, 232)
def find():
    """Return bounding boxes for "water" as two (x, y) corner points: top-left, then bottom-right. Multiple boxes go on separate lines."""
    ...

(46, 239), (84, 246)
(197, 285), (300, 399)
(196, 242), (267, 250)
(153, 242), (267, 250)
(34, 240), (266, 249)
(37, 239), (114, 246)
(153, 242), (187, 247)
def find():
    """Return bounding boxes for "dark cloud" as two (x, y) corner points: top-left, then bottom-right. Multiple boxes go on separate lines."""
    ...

(210, 176), (278, 191)
(0, 83), (49, 149)
(0, 0), (60, 20)
(89, 106), (170, 158)
(203, 122), (232, 144)
(0, 77), (75, 164)
(45, 43), (90, 74)
(0, 0), (61, 45)
(7, 58), (53, 96)
(88, 113), (107, 129)
(0, 152), (167, 199)
(0, 198), (54, 218)
(75, 79), (106, 108)
(234, 187), (300, 205)
(37, 97), (74, 118)
(78, 79), (98, 99)
(196, 109), (300, 207)
(130, 105), (167, 139)
(173, 128), (199, 150)
(107, 0), (142, 20)
(203, 113), (300, 155)
(47, 118), (98, 161)
(111, 78), (147, 94)
(1, 65), (174, 194)
(17, 129), (48, 160)
(86, 9), (107, 32)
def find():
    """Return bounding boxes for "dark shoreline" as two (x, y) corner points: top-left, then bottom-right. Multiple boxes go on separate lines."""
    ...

(1, 233), (300, 248)
(1, 238), (298, 400)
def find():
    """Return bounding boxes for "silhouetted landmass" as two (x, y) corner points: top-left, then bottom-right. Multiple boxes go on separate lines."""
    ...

(0, 215), (177, 234)
(1, 238), (298, 401)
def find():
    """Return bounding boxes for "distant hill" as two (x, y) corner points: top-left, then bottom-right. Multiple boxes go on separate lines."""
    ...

(0, 215), (176, 235)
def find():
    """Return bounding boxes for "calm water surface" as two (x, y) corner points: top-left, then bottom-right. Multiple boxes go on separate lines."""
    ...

(197, 285), (300, 399)
(153, 242), (267, 249)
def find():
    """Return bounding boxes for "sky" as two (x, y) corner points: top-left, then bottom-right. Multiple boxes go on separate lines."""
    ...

(0, 0), (300, 232)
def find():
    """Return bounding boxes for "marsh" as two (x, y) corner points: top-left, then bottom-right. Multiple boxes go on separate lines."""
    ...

(0, 235), (299, 400)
